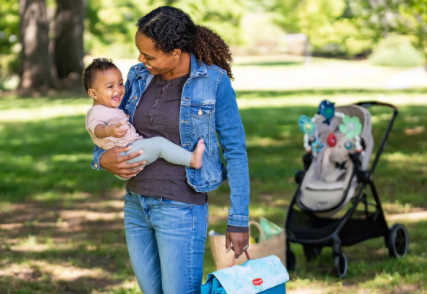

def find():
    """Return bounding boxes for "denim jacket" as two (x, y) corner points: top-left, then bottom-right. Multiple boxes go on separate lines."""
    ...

(92, 54), (249, 227)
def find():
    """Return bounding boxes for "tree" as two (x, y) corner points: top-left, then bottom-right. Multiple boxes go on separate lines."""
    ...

(54, 0), (85, 90)
(18, 0), (54, 94)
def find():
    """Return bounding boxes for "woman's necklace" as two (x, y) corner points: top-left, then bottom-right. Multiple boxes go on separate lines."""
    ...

(148, 80), (171, 124)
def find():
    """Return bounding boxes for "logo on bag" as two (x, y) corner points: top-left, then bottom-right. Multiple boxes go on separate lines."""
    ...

(252, 278), (263, 286)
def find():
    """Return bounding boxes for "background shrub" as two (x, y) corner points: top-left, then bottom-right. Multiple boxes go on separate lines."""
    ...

(369, 35), (424, 67)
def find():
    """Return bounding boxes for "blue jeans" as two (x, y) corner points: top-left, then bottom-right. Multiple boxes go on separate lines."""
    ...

(123, 191), (209, 294)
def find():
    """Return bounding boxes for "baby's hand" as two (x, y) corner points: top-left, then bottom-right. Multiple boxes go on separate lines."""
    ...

(107, 121), (127, 138)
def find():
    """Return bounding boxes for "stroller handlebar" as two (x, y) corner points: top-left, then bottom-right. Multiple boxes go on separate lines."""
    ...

(355, 101), (398, 116)
(355, 101), (398, 174)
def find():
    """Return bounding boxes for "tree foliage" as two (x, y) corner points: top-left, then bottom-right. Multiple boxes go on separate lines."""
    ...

(84, 0), (246, 58)
(272, 0), (374, 57)
(0, 0), (19, 55)
(0, 0), (20, 81)
(271, 0), (427, 59)
(353, 0), (427, 57)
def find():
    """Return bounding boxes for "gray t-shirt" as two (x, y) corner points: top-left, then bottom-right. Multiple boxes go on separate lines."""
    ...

(126, 74), (208, 205)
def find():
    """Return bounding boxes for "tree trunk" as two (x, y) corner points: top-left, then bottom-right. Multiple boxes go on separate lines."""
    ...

(54, 0), (84, 91)
(18, 0), (53, 94)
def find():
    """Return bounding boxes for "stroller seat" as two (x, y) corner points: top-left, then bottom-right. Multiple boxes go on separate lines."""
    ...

(299, 159), (355, 215)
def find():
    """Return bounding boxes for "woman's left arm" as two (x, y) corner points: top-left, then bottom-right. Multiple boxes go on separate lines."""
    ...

(215, 72), (250, 257)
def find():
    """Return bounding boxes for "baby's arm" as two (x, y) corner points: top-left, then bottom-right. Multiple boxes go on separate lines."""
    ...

(94, 121), (127, 138)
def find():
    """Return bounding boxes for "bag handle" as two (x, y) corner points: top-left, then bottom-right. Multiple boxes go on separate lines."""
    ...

(228, 221), (259, 267)
(248, 220), (266, 242)
(230, 250), (251, 267)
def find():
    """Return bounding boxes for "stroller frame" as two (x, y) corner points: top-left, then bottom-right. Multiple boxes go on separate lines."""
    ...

(284, 101), (409, 277)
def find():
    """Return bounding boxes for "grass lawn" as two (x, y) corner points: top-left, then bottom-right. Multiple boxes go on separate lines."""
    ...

(0, 88), (427, 293)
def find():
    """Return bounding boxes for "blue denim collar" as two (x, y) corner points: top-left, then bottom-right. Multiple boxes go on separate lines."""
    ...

(189, 53), (208, 78)
(132, 53), (207, 79)
(134, 63), (150, 78)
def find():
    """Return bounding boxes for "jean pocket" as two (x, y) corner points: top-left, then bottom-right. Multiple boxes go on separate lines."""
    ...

(123, 190), (137, 202)
(160, 197), (192, 208)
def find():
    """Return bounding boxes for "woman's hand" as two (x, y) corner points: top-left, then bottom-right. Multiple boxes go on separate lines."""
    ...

(225, 232), (249, 259)
(99, 146), (146, 178)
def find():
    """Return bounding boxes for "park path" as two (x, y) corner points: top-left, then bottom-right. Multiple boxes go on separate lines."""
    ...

(383, 67), (427, 89)
(231, 57), (427, 91)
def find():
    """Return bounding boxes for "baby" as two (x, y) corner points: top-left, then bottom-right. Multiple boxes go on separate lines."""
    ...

(82, 58), (205, 179)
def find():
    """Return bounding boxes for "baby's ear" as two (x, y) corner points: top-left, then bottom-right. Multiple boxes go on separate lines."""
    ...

(88, 88), (97, 99)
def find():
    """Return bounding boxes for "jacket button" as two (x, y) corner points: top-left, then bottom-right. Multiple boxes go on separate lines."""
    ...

(198, 109), (202, 116)
(94, 163), (98, 168)
(133, 96), (137, 100)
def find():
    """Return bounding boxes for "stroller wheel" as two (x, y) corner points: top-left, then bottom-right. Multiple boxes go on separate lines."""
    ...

(303, 245), (321, 262)
(286, 250), (296, 271)
(388, 224), (409, 258)
(333, 252), (348, 278)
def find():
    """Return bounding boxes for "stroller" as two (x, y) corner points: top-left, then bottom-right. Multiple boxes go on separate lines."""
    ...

(284, 101), (409, 277)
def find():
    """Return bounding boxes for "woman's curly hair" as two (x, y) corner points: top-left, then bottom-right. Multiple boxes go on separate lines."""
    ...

(136, 6), (233, 80)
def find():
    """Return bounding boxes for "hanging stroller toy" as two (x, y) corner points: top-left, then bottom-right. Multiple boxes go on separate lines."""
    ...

(285, 100), (409, 277)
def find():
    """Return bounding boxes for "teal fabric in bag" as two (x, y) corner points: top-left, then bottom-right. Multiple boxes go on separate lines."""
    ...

(201, 255), (288, 294)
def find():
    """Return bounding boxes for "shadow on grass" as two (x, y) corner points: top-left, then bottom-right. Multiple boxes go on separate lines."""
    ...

(286, 220), (427, 290)
(0, 273), (122, 294)
(0, 190), (131, 293)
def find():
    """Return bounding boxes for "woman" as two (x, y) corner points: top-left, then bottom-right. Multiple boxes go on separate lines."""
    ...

(91, 6), (249, 294)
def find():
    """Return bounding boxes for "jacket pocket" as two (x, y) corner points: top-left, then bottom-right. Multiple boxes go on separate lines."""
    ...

(190, 103), (215, 153)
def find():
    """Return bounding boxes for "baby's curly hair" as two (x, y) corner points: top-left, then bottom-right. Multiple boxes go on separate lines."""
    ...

(137, 6), (233, 80)
(81, 58), (118, 92)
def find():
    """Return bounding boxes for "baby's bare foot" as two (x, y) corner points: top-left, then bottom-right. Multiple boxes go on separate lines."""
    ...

(190, 139), (205, 169)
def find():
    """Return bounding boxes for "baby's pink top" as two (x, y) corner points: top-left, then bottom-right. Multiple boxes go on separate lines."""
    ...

(85, 105), (142, 150)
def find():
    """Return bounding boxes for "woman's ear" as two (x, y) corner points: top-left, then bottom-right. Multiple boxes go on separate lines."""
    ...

(88, 89), (97, 99)
(173, 49), (182, 59)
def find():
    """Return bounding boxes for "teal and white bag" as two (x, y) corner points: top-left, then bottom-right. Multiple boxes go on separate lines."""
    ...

(201, 254), (289, 294)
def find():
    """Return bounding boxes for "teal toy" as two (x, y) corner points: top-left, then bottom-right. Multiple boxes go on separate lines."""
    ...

(318, 100), (335, 125)
(344, 141), (353, 150)
(311, 139), (324, 155)
(298, 115), (316, 135)
(339, 116), (362, 139)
